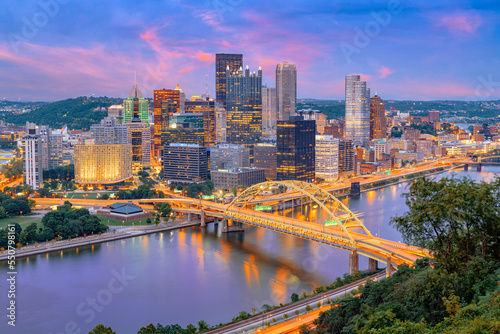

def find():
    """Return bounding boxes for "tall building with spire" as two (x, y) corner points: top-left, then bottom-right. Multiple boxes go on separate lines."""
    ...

(123, 84), (149, 124)
(345, 75), (370, 146)
(226, 65), (262, 160)
(276, 62), (297, 121)
(215, 53), (243, 108)
(370, 94), (386, 140)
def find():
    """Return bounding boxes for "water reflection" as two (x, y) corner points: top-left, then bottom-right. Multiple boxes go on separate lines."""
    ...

(1, 167), (497, 333)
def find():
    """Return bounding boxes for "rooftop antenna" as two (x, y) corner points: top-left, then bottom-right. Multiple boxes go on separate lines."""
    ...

(205, 74), (208, 95)
(134, 71), (137, 86)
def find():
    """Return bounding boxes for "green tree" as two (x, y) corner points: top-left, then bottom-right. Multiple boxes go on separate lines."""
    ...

(291, 292), (299, 302)
(197, 320), (210, 332)
(100, 194), (109, 200)
(299, 324), (313, 334)
(89, 324), (116, 334)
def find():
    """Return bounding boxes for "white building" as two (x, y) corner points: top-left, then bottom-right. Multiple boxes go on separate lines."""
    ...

(23, 134), (43, 189)
(276, 62), (297, 121)
(315, 135), (340, 181)
(345, 75), (370, 146)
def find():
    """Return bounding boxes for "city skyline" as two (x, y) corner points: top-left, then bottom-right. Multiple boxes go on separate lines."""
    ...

(1, 1), (499, 101)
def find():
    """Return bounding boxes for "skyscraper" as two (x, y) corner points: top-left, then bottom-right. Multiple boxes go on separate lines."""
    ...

(370, 94), (386, 140)
(215, 53), (243, 108)
(345, 75), (370, 146)
(123, 84), (149, 124)
(276, 62), (297, 121)
(90, 117), (128, 145)
(164, 144), (208, 183)
(185, 95), (216, 147)
(154, 89), (180, 158)
(23, 134), (43, 189)
(262, 86), (277, 137)
(226, 65), (262, 159)
(127, 115), (151, 171)
(277, 116), (315, 182)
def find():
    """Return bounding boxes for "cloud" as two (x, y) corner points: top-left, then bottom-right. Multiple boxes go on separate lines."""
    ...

(435, 12), (482, 35)
(378, 66), (394, 79)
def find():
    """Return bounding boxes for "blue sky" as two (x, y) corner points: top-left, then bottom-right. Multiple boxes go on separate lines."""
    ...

(1, 0), (499, 101)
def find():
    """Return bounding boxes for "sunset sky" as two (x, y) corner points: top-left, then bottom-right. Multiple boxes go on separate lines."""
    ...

(1, 0), (499, 101)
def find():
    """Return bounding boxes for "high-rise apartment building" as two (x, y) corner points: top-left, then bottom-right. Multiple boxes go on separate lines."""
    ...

(370, 94), (386, 140)
(185, 96), (216, 147)
(315, 135), (340, 181)
(209, 143), (250, 171)
(164, 143), (208, 183)
(25, 122), (63, 172)
(254, 143), (277, 180)
(23, 134), (43, 189)
(262, 86), (277, 137)
(226, 65), (262, 159)
(276, 62), (297, 121)
(127, 115), (151, 171)
(123, 84), (149, 124)
(345, 75), (370, 146)
(215, 53), (243, 108)
(277, 116), (315, 182)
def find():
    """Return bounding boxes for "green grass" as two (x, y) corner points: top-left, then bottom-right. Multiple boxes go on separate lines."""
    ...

(56, 192), (114, 199)
(0, 216), (43, 229)
(96, 215), (152, 226)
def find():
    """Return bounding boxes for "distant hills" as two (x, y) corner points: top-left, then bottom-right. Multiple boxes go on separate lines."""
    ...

(3, 97), (123, 130)
(2, 97), (499, 131)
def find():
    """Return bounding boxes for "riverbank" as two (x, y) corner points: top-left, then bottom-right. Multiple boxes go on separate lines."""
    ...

(0, 219), (200, 261)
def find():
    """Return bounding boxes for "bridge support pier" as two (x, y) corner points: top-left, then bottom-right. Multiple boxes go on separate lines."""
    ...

(221, 219), (245, 233)
(349, 251), (359, 275)
(369, 258), (378, 272)
(187, 212), (192, 223)
(386, 256), (393, 278)
(200, 210), (205, 227)
(214, 217), (219, 225)
(477, 163), (482, 171)
(350, 182), (360, 196)
(464, 164), (469, 171)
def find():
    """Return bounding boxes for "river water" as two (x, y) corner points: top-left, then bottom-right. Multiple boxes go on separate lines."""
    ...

(1, 167), (499, 333)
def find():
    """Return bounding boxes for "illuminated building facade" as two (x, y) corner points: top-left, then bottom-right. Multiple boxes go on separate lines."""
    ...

(338, 139), (355, 174)
(345, 75), (370, 146)
(164, 143), (208, 183)
(162, 113), (205, 148)
(254, 143), (277, 180)
(315, 135), (340, 181)
(277, 116), (315, 182)
(370, 95), (386, 140)
(154, 89), (180, 158)
(209, 143), (250, 171)
(226, 65), (262, 159)
(127, 115), (151, 171)
(185, 96), (216, 147)
(75, 144), (132, 184)
(23, 134), (43, 189)
(215, 105), (227, 143)
(25, 122), (63, 171)
(123, 85), (149, 124)
(276, 62), (297, 121)
(90, 117), (128, 145)
(216, 53), (243, 108)
(262, 86), (277, 137)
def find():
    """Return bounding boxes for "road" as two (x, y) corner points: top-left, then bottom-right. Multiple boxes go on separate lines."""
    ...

(204, 271), (386, 334)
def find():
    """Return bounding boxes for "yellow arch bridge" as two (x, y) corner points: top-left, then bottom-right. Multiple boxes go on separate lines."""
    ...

(140, 180), (430, 276)
(35, 181), (430, 276)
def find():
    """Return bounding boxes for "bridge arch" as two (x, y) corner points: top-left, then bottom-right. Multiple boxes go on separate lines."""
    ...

(224, 180), (372, 245)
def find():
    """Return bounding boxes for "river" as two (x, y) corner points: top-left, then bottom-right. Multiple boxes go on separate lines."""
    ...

(1, 166), (499, 333)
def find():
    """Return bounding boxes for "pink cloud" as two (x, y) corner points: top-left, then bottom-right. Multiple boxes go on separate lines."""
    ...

(195, 51), (214, 62)
(436, 12), (482, 35)
(378, 66), (394, 79)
